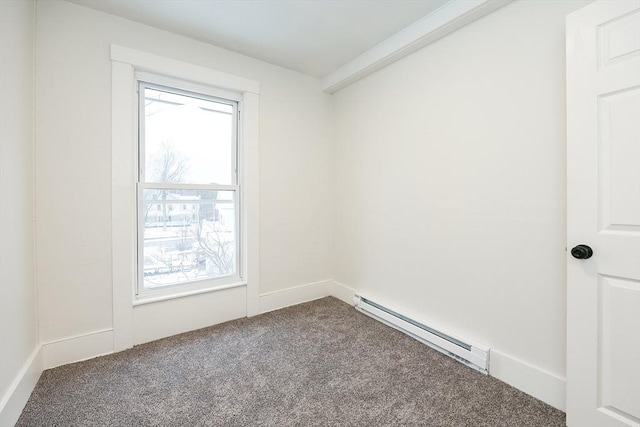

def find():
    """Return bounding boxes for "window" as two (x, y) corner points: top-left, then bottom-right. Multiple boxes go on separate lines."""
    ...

(112, 46), (260, 349)
(137, 77), (241, 296)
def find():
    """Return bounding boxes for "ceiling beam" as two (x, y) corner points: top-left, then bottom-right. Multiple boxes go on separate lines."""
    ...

(320, 0), (513, 94)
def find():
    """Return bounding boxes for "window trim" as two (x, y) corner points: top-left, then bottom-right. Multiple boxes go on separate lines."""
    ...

(111, 45), (260, 352)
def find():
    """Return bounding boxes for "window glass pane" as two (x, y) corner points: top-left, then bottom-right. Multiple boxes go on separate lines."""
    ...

(143, 87), (234, 185)
(142, 188), (236, 289)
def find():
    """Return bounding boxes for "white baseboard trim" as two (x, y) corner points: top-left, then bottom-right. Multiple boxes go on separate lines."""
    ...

(329, 280), (357, 306)
(259, 280), (334, 314)
(41, 329), (114, 370)
(0, 345), (43, 427)
(490, 349), (565, 411)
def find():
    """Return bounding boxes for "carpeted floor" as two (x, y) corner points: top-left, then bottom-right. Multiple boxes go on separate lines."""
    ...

(17, 297), (565, 426)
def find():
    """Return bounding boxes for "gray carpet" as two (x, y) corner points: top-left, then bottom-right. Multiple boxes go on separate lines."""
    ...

(17, 297), (565, 426)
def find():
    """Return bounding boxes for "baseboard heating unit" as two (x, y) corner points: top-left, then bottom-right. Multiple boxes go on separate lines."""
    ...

(354, 295), (490, 374)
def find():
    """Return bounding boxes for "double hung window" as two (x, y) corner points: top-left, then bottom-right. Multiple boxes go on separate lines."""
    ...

(137, 76), (241, 296)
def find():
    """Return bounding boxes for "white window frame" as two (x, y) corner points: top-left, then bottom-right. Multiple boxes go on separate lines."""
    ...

(136, 75), (242, 299)
(111, 45), (260, 352)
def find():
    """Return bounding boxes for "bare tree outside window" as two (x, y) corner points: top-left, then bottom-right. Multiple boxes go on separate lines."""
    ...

(143, 140), (187, 229)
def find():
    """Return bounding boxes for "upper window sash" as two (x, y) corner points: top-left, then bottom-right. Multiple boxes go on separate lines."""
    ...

(137, 80), (239, 187)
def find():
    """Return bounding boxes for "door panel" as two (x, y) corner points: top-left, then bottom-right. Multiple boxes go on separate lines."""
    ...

(598, 9), (640, 67)
(599, 87), (639, 231)
(567, 1), (640, 426)
(599, 276), (640, 420)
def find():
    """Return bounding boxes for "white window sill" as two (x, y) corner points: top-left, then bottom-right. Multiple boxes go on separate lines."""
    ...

(133, 281), (247, 307)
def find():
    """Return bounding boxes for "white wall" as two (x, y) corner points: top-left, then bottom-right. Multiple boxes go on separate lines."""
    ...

(35, 0), (333, 344)
(332, 0), (590, 385)
(0, 0), (38, 414)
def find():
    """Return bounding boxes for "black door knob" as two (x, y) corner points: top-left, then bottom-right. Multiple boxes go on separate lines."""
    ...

(571, 245), (593, 259)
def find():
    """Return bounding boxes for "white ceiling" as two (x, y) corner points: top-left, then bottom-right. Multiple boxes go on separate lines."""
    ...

(67, 0), (450, 78)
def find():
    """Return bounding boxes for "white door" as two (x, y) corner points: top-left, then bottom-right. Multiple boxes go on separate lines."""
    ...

(567, 1), (640, 426)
